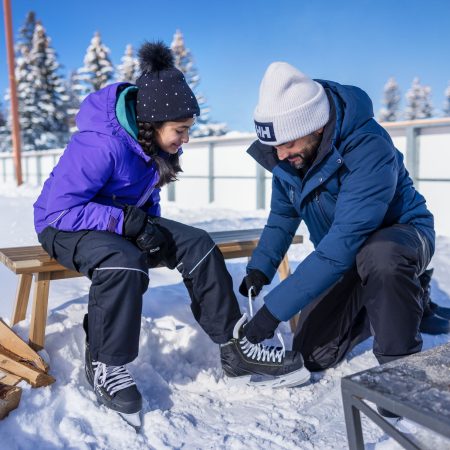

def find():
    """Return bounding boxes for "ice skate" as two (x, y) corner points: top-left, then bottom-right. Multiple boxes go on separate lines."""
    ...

(220, 314), (310, 389)
(85, 343), (142, 429)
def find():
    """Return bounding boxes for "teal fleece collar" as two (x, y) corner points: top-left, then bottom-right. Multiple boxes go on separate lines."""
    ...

(116, 85), (139, 140)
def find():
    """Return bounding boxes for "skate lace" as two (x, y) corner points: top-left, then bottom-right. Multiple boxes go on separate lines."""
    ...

(93, 361), (136, 396)
(245, 286), (286, 362)
(240, 336), (285, 363)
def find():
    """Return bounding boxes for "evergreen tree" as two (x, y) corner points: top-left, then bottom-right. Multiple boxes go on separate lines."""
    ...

(170, 29), (227, 136)
(443, 81), (450, 117)
(77, 32), (114, 95)
(6, 12), (35, 150)
(378, 77), (400, 122)
(23, 21), (69, 149)
(404, 77), (433, 120)
(0, 101), (10, 153)
(17, 11), (36, 51)
(0, 102), (6, 127)
(13, 37), (36, 150)
(117, 44), (139, 83)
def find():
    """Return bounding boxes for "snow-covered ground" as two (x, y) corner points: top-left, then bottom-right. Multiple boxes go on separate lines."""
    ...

(0, 182), (449, 450)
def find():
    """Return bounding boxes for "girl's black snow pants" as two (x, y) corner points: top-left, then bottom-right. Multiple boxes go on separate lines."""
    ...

(293, 224), (433, 370)
(38, 217), (242, 366)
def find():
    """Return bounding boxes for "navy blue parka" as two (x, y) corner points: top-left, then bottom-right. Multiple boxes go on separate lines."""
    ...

(247, 80), (435, 321)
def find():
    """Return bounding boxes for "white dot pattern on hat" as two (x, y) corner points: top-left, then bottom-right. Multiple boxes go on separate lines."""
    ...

(135, 64), (200, 122)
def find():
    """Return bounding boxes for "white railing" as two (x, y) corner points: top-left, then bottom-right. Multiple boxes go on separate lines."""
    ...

(1, 118), (450, 235)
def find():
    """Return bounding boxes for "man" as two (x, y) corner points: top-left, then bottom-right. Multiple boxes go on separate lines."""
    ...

(240, 62), (438, 416)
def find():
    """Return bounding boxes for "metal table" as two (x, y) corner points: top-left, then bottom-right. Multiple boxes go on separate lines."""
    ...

(341, 343), (450, 449)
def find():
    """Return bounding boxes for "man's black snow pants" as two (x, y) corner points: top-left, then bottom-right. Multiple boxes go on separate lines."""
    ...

(38, 217), (242, 366)
(292, 224), (432, 370)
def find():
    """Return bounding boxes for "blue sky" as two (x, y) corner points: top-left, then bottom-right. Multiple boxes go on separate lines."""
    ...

(1, 0), (449, 131)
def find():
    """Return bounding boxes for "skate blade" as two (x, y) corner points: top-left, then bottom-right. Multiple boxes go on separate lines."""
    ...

(226, 367), (310, 389)
(119, 411), (142, 431)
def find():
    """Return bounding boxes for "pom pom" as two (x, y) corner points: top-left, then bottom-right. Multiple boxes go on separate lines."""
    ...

(138, 41), (174, 73)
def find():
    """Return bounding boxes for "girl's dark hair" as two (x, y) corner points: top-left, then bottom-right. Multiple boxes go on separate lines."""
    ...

(137, 121), (182, 188)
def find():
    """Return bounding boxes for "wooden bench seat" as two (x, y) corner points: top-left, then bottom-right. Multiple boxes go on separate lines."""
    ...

(0, 229), (302, 351)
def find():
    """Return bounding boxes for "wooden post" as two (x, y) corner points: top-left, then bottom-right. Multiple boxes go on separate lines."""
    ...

(29, 272), (51, 351)
(2, 0), (23, 185)
(11, 273), (32, 325)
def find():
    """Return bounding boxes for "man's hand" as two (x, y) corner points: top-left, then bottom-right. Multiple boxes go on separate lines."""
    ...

(244, 305), (281, 344)
(239, 269), (269, 298)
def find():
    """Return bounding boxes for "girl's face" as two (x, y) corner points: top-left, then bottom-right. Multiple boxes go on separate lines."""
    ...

(155, 118), (195, 154)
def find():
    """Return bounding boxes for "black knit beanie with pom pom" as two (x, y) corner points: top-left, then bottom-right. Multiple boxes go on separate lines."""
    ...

(135, 41), (200, 122)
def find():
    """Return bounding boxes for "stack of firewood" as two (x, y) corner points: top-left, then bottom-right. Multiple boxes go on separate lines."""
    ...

(0, 319), (54, 419)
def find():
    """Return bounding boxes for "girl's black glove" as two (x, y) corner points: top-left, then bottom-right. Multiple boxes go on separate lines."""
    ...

(135, 218), (166, 254)
(244, 304), (281, 344)
(123, 206), (166, 254)
(239, 269), (269, 298)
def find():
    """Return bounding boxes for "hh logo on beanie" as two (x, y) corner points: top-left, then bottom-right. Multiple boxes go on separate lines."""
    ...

(254, 121), (276, 143)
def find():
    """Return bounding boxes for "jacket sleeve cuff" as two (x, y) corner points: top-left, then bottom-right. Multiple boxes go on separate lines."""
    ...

(109, 208), (124, 234)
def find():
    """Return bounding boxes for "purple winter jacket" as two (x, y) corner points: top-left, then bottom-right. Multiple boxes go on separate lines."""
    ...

(33, 83), (161, 235)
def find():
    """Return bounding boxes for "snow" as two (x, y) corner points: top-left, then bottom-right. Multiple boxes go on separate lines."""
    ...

(0, 182), (449, 449)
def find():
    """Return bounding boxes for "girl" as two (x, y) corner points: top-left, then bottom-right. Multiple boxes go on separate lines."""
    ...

(33, 42), (308, 427)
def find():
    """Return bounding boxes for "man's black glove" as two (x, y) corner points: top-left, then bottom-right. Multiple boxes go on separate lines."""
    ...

(244, 305), (281, 344)
(123, 206), (166, 254)
(239, 269), (269, 298)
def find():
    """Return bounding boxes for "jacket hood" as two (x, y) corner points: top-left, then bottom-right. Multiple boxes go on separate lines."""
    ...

(76, 82), (132, 135)
(316, 80), (374, 144)
(76, 82), (152, 162)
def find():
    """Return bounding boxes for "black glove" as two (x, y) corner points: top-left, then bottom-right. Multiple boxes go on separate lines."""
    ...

(123, 206), (166, 254)
(239, 269), (269, 298)
(244, 305), (281, 344)
(136, 218), (166, 253)
(123, 205), (147, 239)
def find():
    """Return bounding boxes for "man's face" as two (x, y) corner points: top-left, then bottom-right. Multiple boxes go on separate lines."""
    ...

(275, 129), (323, 169)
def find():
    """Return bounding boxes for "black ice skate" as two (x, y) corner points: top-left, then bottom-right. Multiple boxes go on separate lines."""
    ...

(85, 342), (142, 429)
(220, 314), (310, 388)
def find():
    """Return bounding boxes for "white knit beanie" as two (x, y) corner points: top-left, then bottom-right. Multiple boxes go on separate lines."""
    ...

(253, 62), (330, 146)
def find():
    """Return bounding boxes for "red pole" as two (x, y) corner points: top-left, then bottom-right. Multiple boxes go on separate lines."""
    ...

(3, 0), (23, 185)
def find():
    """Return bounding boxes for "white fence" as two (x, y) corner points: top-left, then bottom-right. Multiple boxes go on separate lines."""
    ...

(1, 118), (450, 235)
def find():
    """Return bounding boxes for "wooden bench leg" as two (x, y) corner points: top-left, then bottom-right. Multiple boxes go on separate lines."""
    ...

(29, 272), (51, 351)
(277, 255), (300, 333)
(11, 273), (33, 325)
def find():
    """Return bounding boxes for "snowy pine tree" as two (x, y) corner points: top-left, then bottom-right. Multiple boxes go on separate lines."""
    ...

(24, 21), (69, 149)
(404, 77), (433, 120)
(443, 81), (450, 117)
(17, 11), (36, 51)
(0, 102), (6, 127)
(378, 77), (401, 122)
(117, 44), (139, 83)
(77, 32), (114, 96)
(0, 101), (10, 153)
(8, 15), (69, 150)
(13, 41), (36, 150)
(170, 29), (227, 137)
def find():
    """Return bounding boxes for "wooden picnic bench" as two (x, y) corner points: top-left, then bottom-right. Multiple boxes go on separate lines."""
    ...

(0, 229), (302, 351)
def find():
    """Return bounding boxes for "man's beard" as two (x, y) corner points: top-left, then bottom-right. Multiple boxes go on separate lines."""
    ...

(288, 133), (322, 169)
